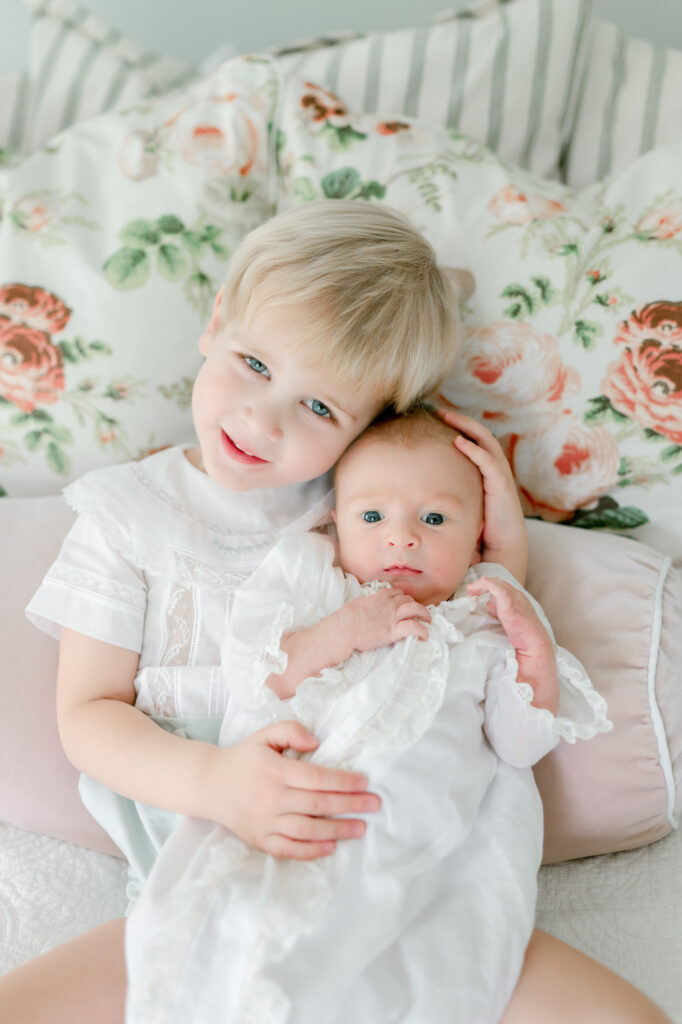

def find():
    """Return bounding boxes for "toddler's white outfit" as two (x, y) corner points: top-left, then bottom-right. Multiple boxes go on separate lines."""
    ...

(124, 532), (611, 1024)
(26, 446), (334, 901)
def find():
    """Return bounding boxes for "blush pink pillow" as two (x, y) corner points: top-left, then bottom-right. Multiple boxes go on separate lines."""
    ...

(526, 519), (682, 863)
(0, 495), (122, 857)
(1, 498), (680, 863)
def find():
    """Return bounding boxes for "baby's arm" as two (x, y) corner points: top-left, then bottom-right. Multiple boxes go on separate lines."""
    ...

(436, 407), (528, 584)
(466, 576), (558, 713)
(57, 628), (380, 860)
(267, 588), (430, 700)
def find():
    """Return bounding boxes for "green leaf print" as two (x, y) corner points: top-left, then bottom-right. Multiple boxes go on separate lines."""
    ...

(0, 484), (6, 497)
(322, 167), (361, 199)
(119, 220), (161, 247)
(157, 214), (185, 234)
(661, 444), (682, 462)
(501, 285), (535, 319)
(574, 319), (602, 350)
(356, 180), (387, 201)
(157, 244), (188, 281)
(293, 177), (319, 203)
(103, 247), (151, 289)
(46, 440), (70, 476)
(583, 395), (630, 426)
(571, 505), (649, 530)
(321, 122), (367, 152)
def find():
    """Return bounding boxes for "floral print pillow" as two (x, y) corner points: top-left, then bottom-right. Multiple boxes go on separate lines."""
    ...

(0, 56), (278, 496)
(275, 76), (682, 564)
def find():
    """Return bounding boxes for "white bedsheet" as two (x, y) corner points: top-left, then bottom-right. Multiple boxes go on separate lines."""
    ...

(1, 820), (680, 1022)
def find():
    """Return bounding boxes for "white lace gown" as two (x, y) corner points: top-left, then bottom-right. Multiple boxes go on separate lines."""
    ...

(124, 533), (611, 1024)
(25, 446), (334, 902)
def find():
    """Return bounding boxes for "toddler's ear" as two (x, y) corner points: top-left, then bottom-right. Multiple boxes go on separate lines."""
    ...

(198, 287), (224, 355)
(330, 509), (337, 524)
(443, 267), (475, 302)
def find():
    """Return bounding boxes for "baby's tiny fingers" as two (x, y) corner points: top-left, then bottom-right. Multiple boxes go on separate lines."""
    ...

(395, 619), (429, 642)
(395, 599), (430, 622)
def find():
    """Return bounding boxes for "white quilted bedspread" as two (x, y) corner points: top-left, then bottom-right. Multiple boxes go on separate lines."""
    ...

(1, 820), (680, 1021)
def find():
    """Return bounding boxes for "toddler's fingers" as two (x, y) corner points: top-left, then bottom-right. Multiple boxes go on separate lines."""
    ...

(285, 787), (381, 818)
(263, 835), (336, 861)
(260, 719), (319, 754)
(283, 758), (371, 796)
(275, 814), (366, 843)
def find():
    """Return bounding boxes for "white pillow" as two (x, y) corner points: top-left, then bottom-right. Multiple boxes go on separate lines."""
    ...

(274, 0), (593, 180)
(564, 19), (682, 188)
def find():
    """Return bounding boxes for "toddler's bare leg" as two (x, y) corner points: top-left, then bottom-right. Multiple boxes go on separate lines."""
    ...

(501, 928), (672, 1024)
(0, 917), (126, 1024)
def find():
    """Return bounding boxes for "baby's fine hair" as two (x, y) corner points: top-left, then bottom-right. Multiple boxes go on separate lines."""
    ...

(220, 200), (461, 412)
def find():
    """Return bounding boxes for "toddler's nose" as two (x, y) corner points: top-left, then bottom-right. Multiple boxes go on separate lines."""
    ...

(242, 404), (283, 442)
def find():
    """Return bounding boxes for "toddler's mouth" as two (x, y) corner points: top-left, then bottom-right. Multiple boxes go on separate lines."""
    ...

(221, 429), (268, 464)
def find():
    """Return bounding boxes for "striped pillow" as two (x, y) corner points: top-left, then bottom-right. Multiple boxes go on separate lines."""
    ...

(564, 19), (682, 188)
(0, 71), (31, 157)
(274, 0), (593, 179)
(16, 0), (194, 155)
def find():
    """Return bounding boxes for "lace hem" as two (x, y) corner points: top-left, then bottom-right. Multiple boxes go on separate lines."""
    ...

(500, 643), (612, 744)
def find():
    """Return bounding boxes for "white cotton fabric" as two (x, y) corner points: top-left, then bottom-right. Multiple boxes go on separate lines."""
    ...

(25, 446), (334, 896)
(125, 534), (610, 1024)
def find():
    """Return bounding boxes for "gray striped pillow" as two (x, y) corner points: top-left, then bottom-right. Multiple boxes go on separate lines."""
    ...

(18, 0), (194, 155)
(274, 0), (593, 179)
(563, 19), (682, 188)
(0, 71), (31, 157)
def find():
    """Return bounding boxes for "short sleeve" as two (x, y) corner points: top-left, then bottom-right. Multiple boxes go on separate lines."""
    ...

(26, 513), (147, 652)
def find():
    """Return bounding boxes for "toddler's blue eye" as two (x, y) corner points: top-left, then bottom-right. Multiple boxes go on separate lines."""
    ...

(422, 512), (445, 526)
(245, 356), (269, 376)
(362, 510), (383, 523)
(304, 398), (331, 418)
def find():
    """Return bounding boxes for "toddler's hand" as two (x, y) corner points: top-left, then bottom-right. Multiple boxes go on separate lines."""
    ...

(467, 576), (558, 713)
(202, 720), (381, 860)
(435, 405), (528, 583)
(344, 588), (430, 651)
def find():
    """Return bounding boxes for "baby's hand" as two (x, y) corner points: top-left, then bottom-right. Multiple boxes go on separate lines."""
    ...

(467, 576), (558, 713)
(201, 721), (381, 860)
(435, 405), (528, 583)
(344, 588), (430, 651)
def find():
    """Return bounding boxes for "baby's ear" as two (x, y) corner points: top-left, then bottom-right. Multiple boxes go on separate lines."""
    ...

(330, 509), (337, 524)
(198, 287), (224, 355)
(470, 521), (485, 565)
(443, 267), (475, 302)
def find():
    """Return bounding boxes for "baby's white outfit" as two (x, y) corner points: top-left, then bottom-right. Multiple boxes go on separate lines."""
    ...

(26, 445), (334, 900)
(124, 532), (611, 1024)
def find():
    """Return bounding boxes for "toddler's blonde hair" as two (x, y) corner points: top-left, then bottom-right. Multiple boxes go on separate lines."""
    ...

(221, 200), (460, 412)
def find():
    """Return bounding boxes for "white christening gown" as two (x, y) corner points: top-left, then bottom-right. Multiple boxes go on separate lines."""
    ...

(125, 533), (611, 1024)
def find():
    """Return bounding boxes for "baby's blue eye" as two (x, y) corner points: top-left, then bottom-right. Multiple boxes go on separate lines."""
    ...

(422, 512), (445, 526)
(304, 398), (331, 418)
(362, 510), (383, 523)
(245, 356), (269, 376)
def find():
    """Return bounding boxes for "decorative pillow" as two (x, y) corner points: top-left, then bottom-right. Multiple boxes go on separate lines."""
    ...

(275, 71), (682, 566)
(274, 0), (592, 180)
(5, 501), (680, 863)
(19, 0), (194, 156)
(0, 55), (278, 496)
(0, 494), (121, 856)
(525, 519), (682, 862)
(0, 71), (30, 157)
(564, 19), (682, 189)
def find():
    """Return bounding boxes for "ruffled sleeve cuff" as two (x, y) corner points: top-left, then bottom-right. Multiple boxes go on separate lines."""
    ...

(483, 637), (612, 770)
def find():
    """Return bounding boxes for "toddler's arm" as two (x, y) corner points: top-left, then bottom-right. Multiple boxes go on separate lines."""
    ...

(267, 588), (430, 700)
(436, 407), (528, 584)
(466, 576), (558, 713)
(57, 628), (380, 860)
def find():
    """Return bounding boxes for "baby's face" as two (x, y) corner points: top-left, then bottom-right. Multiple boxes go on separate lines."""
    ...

(333, 435), (484, 606)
